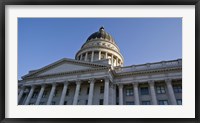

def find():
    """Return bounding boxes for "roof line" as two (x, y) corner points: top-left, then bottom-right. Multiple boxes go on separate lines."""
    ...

(22, 58), (109, 79)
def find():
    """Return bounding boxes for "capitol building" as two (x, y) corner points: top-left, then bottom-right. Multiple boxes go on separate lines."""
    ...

(18, 27), (182, 105)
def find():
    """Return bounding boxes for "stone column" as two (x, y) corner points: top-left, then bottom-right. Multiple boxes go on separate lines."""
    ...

(109, 84), (114, 104)
(166, 79), (177, 105)
(103, 77), (109, 105)
(18, 86), (25, 104)
(47, 83), (57, 105)
(116, 57), (119, 66)
(91, 51), (94, 62)
(24, 85), (35, 105)
(133, 82), (140, 105)
(35, 84), (46, 105)
(111, 55), (114, 65)
(118, 84), (123, 105)
(73, 80), (81, 105)
(88, 79), (95, 105)
(22, 93), (28, 105)
(99, 51), (101, 60)
(85, 52), (88, 61)
(148, 81), (157, 105)
(105, 52), (108, 59)
(80, 54), (83, 60)
(113, 84), (116, 105)
(59, 82), (69, 105)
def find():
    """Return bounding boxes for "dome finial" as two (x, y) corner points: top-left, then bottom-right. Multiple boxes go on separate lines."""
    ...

(99, 26), (104, 31)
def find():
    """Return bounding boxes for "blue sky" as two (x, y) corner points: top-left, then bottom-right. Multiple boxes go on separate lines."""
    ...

(18, 18), (182, 80)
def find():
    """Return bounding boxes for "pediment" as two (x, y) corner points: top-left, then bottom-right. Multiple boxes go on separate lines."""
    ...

(39, 62), (93, 76)
(22, 58), (107, 79)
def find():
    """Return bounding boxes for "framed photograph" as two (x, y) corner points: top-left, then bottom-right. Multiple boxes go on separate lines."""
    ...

(1, 0), (199, 122)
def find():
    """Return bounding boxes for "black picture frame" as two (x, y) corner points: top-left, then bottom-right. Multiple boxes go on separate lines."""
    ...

(0, 0), (199, 123)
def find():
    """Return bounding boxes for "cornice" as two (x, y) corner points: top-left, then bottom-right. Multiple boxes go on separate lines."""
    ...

(23, 66), (110, 80)
(114, 66), (182, 78)
(82, 39), (120, 51)
(22, 58), (108, 79)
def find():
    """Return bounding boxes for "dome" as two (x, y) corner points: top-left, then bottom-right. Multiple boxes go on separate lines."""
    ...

(75, 27), (124, 67)
(86, 27), (115, 43)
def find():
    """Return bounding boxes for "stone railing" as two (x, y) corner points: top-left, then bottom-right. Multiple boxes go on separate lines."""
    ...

(115, 59), (182, 73)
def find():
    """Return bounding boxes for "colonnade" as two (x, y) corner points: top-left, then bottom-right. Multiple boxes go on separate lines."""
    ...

(78, 51), (122, 66)
(18, 79), (178, 105)
(117, 79), (177, 105)
(18, 78), (110, 105)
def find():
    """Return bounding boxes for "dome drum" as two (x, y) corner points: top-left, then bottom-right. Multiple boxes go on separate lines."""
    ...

(76, 50), (123, 66)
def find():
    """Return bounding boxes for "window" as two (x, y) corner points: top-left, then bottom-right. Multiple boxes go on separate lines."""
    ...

(66, 89), (69, 96)
(51, 101), (56, 105)
(87, 87), (89, 95)
(99, 99), (103, 105)
(32, 91), (38, 98)
(101, 54), (106, 59)
(126, 101), (134, 105)
(53, 89), (58, 97)
(173, 84), (182, 93)
(39, 102), (45, 105)
(142, 101), (151, 105)
(140, 87), (149, 95)
(42, 91), (47, 98)
(126, 87), (133, 96)
(79, 88), (81, 95)
(156, 85), (166, 94)
(177, 99), (182, 105)
(82, 56), (85, 60)
(85, 100), (88, 105)
(87, 54), (91, 61)
(64, 101), (67, 105)
(158, 100), (168, 105)
(100, 86), (104, 93)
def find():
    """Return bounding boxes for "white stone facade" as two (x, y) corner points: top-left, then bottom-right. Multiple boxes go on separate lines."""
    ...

(18, 27), (182, 105)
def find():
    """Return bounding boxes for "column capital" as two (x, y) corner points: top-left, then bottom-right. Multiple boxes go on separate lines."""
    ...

(132, 82), (139, 86)
(52, 82), (57, 86)
(165, 79), (172, 84)
(76, 80), (82, 85)
(117, 84), (123, 88)
(41, 84), (46, 88)
(20, 85), (25, 89)
(64, 81), (69, 86)
(148, 80), (155, 86)
(104, 76), (109, 80)
(104, 78), (110, 83)
(31, 85), (36, 88)
(89, 78), (95, 83)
